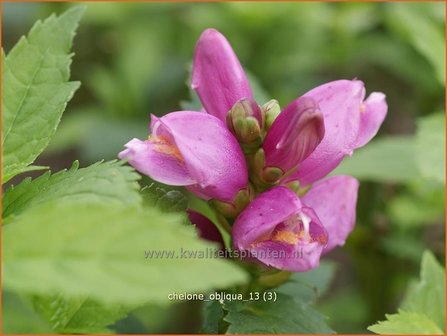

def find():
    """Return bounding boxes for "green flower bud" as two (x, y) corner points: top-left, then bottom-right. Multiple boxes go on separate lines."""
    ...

(209, 186), (253, 220)
(227, 99), (263, 151)
(262, 99), (281, 131)
(250, 148), (284, 187)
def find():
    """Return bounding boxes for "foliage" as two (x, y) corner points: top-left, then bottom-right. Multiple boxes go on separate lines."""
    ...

(2, 2), (445, 334)
(2, 160), (141, 219)
(369, 251), (445, 334)
(2, 6), (84, 183)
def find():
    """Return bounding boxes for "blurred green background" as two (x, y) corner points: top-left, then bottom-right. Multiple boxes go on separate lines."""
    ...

(3, 1), (445, 333)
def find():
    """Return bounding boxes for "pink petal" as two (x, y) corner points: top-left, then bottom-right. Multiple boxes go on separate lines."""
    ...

(302, 175), (359, 253)
(232, 186), (328, 272)
(192, 29), (253, 122)
(263, 97), (324, 173)
(253, 207), (327, 272)
(285, 80), (365, 185)
(118, 138), (196, 186)
(152, 111), (248, 202)
(232, 186), (302, 247)
(354, 92), (388, 148)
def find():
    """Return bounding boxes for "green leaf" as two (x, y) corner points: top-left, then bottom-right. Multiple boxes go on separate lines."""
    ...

(2, 6), (85, 183)
(368, 310), (443, 335)
(416, 113), (445, 183)
(201, 300), (225, 334)
(223, 293), (333, 334)
(369, 251), (445, 334)
(32, 295), (129, 334)
(141, 183), (188, 213)
(3, 202), (247, 305)
(276, 261), (336, 303)
(401, 251), (445, 330)
(2, 291), (53, 334)
(2, 160), (142, 219)
(333, 136), (419, 183)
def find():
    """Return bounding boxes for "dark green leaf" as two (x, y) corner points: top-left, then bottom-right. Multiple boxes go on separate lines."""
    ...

(223, 293), (333, 334)
(3, 160), (141, 219)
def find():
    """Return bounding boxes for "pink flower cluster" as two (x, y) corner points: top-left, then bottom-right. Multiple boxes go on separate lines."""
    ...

(119, 29), (387, 272)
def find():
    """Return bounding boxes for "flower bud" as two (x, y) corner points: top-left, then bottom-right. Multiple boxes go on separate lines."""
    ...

(251, 148), (284, 187)
(209, 186), (253, 220)
(226, 98), (264, 152)
(263, 97), (324, 175)
(192, 29), (253, 123)
(262, 99), (281, 131)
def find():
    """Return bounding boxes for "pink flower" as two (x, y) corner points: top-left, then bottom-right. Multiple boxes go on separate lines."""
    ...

(119, 112), (247, 202)
(232, 176), (359, 271)
(120, 28), (387, 272)
(192, 29), (256, 124)
(283, 81), (388, 185)
(262, 96), (325, 174)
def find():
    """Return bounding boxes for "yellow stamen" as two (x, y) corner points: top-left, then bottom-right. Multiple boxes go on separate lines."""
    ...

(272, 230), (299, 245)
(150, 135), (184, 162)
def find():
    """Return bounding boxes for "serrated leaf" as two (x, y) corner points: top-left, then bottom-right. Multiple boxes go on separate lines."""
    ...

(141, 183), (188, 213)
(3, 202), (247, 305)
(223, 293), (333, 334)
(2, 6), (85, 183)
(416, 113), (445, 183)
(2, 160), (141, 219)
(2, 291), (53, 334)
(32, 294), (129, 334)
(201, 300), (225, 334)
(333, 136), (419, 183)
(369, 251), (445, 334)
(368, 310), (443, 335)
(401, 251), (445, 330)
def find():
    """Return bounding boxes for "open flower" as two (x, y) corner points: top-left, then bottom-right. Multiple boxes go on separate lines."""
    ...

(283, 81), (388, 185)
(119, 111), (248, 202)
(232, 176), (359, 271)
(232, 186), (328, 272)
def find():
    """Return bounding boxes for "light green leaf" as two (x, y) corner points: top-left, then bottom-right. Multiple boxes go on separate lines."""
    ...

(401, 251), (445, 330)
(2, 6), (85, 183)
(32, 295), (129, 334)
(141, 183), (188, 213)
(333, 136), (419, 183)
(368, 310), (443, 335)
(223, 293), (333, 334)
(416, 113), (445, 183)
(2, 160), (141, 219)
(2, 291), (53, 334)
(3, 202), (247, 305)
(369, 251), (445, 334)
